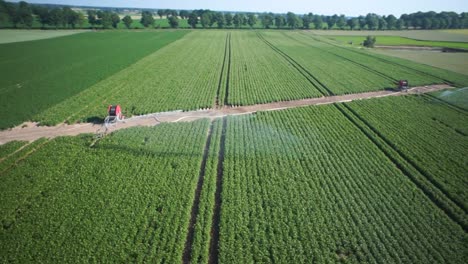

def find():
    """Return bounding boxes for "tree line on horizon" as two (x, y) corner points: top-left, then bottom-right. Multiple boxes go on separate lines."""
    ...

(1, 0), (468, 30)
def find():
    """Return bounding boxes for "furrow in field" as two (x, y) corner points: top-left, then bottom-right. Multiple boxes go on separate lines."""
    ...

(218, 106), (466, 262)
(256, 32), (332, 96)
(346, 96), (468, 214)
(227, 31), (323, 106)
(182, 121), (214, 263)
(215, 33), (230, 108)
(335, 103), (467, 231)
(208, 117), (227, 264)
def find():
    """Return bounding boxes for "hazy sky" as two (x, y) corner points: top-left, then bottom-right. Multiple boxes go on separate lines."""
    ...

(14, 0), (468, 16)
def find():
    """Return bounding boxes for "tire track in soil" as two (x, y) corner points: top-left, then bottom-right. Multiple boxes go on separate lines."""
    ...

(335, 103), (468, 231)
(183, 121), (215, 263)
(208, 117), (227, 264)
(256, 32), (334, 96)
(215, 33), (229, 109)
(223, 33), (232, 106)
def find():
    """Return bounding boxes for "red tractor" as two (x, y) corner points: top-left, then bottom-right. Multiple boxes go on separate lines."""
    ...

(105, 105), (124, 127)
(398, 80), (409, 91)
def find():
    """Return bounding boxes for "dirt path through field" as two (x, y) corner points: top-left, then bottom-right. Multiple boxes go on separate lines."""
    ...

(0, 84), (452, 144)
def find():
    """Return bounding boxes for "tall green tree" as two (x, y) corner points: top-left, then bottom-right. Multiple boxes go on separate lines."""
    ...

(313, 15), (322, 29)
(49, 8), (63, 28)
(122, 15), (132, 29)
(33, 5), (49, 28)
(247, 13), (257, 28)
(241, 13), (248, 26)
(336, 15), (346, 29)
(87, 10), (97, 28)
(348, 17), (359, 30)
(261, 13), (273, 28)
(301, 14), (310, 29)
(188, 11), (198, 28)
(98, 11), (112, 29)
(14, 1), (33, 28)
(365, 13), (379, 30)
(274, 14), (285, 29)
(179, 10), (189, 19)
(111, 13), (120, 28)
(140, 10), (154, 27)
(233, 13), (241, 28)
(157, 9), (164, 19)
(215, 12), (225, 28)
(386, 14), (397, 29)
(225, 13), (233, 27)
(168, 15), (179, 28)
(286, 12), (299, 29)
(201, 12), (211, 28)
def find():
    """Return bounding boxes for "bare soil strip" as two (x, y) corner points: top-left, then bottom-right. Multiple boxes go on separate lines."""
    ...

(183, 122), (214, 263)
(208, 117), (227, 264)
(0, 84), (452, 144)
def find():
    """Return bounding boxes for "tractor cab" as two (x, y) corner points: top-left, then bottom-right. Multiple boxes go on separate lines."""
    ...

(398, 80), (409, 91)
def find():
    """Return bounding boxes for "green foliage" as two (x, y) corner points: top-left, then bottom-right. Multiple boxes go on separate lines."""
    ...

(227, 31), (322, 106)
(247, 13), (257, 28)
(167, 15), (179, 28)
(0, 120), (210, 262)
(363, 35), (376, 48)
(35, 31), (225, 125)
(219, 104), (467, 263)
(140, 10), (154, 27)
(348, 95), (468, 210)
(122, 15), (132, 29)
(0, 31), (187, 129)
(0, 140), (28, 159)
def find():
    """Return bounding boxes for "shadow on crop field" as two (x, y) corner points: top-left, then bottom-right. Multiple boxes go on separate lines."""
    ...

(85, 116), (105, 124)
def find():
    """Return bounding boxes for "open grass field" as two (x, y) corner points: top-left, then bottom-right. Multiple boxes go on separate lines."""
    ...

(1, 29), (467, 263)
(372, 49), (468, 75)
(327, 35), (468, 49)
(0, 29), (88, 44)
(310, 29), (468, 42)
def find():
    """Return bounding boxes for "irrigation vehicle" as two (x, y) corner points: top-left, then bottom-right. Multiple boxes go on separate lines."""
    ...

(398, 80), (409, 91)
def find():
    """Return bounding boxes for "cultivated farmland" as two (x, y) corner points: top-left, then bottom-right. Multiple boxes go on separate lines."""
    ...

(1, 27), (467, 263)
(1, 96), (467, 262)
(1, 30), (465, 127)
(0, 30), (188, 129)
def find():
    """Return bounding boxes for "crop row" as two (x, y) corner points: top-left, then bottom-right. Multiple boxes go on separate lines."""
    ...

(0, 140), (28, 159)
(227, 31), (323, 106)
(0, 120), (210, 262)
(347, 95), (468, 211)
(218, 104), (466, 263)
(34, 31), (226, 125)
(260, 31), (398, 94)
